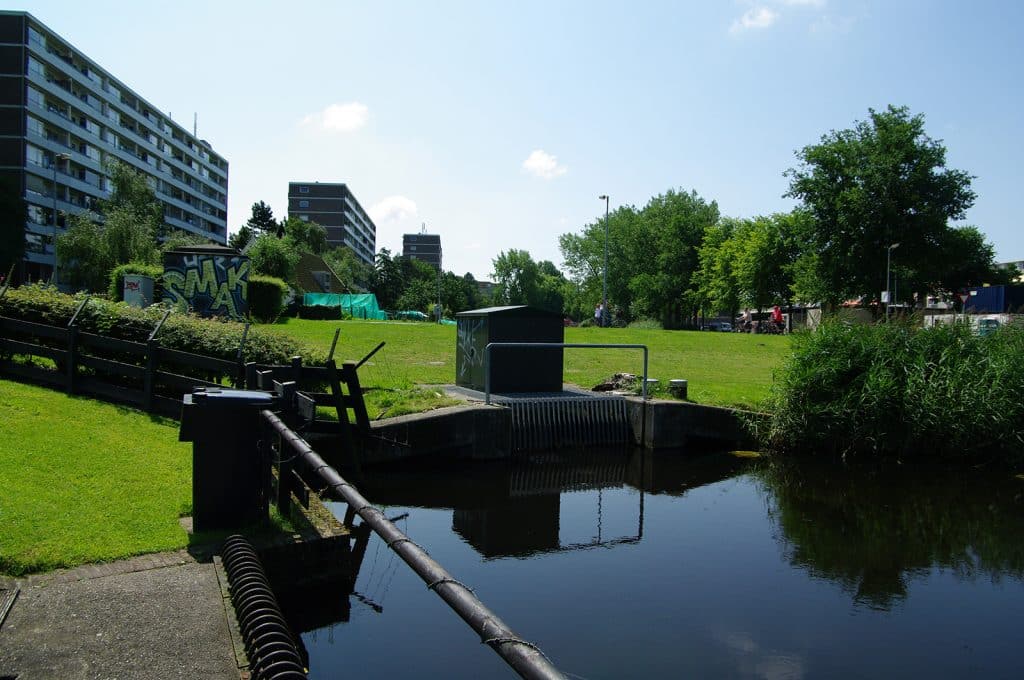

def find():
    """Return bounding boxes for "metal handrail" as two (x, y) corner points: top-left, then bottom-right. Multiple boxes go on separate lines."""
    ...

(261, 410), (565, 680)
(484, 342), (649, 405)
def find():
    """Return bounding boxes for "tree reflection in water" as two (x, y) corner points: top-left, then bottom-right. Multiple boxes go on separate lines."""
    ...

(756, 458), (1024, 609)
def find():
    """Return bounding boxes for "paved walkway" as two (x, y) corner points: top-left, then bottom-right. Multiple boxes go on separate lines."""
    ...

(0, 550), (240, 680)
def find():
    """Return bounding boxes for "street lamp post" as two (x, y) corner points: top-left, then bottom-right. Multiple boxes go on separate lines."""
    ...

(885, 242), (900, 321)
(51, 152), (70, 286)
(598, 194), (609, 327)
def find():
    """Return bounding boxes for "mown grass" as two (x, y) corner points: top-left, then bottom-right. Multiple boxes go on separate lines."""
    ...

(0, 379), (191, 575)
(264, 318), (789, 410)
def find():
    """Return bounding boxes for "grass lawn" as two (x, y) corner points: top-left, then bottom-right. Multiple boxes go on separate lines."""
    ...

(0, 379), (192, 576)
(264, 318), (790, 410)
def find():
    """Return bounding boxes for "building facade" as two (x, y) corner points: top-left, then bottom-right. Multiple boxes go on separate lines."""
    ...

(0, 11), (229, 282)
(287, 182), (376, 268)
(402, 231), (442, 270)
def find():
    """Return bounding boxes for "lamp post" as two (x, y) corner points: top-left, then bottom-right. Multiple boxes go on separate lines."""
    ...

(885, 242), (900, 321)
(598, 194), (609, 327)
(51, 152), (70, 286)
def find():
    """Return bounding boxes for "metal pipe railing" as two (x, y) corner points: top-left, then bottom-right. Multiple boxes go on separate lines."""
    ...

(261, 410), (565, 680)
(484, 342), (649, 404)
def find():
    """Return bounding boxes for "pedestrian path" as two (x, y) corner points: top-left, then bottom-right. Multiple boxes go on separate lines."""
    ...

(0, 550), (240, 680)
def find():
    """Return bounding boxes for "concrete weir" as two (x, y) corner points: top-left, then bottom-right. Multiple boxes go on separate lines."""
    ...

(364, 386), (757, 462)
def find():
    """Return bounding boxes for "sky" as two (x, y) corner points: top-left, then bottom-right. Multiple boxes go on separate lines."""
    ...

(17, 0), (1024, 280)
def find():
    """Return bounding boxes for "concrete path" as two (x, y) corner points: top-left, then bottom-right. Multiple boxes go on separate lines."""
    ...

(0, 550), (240, 680)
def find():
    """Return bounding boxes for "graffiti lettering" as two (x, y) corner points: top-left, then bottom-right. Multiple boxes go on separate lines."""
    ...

(163, 251), (249, 320)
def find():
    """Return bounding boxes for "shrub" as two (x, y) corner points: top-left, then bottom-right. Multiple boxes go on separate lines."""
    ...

(628, 318), (663, 330)
(299, 304), (343, 320)
(108, 263), (163, 302)
(248, 275), (288, 323)
(0, 283), (321, 366)
(759, 317), (1024, 463)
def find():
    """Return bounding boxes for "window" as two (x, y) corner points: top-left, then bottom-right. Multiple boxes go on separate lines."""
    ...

(298, 186), (309, 194)
(299, 200), (309, 208)
(299, 215), (309, 221)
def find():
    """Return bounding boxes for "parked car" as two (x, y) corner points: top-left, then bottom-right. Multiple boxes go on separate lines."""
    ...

(704, 320), (733, 332)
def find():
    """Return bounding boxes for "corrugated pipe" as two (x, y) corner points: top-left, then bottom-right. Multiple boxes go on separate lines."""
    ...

(221, 534), (308, 680)
(261, 409), (566, 680)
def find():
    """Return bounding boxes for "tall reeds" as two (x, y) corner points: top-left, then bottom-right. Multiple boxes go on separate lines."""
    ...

(760, 318), (1024, 463)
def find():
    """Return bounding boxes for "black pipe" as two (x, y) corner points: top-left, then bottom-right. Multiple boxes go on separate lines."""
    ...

(221, 535), (307, 680)
(261, 409), (565, 680)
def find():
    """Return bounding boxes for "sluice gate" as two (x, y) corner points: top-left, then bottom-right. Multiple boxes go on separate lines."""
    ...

(494, 393), (631, 452)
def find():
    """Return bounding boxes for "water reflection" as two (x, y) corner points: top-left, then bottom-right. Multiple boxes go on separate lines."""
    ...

(756, 458), (1024, 610)
(346, 448), (750, 559)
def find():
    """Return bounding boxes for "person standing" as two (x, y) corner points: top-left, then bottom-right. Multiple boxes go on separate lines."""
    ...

(594, 303), (603, 327)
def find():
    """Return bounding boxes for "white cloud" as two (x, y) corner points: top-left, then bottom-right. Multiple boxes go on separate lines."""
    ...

(369, 195), (417, 224)
(300, 102), (369, 132)
(730, 7), (779, 34)
(522, 149), (568, 179)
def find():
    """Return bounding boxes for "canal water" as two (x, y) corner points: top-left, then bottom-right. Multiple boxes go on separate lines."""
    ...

(289, 450), (1024, 678)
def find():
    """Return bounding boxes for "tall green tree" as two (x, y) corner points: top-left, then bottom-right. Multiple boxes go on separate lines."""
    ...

(492, 249), (540, 306)
(57, 161), (162, 291)
(785, 105), (978, 307)
(281, 216), (328, 254)
(370, 248), (405, 310)
(246, 201), (279, 236)
(228, 224), (254, 251)
(247, 233), (299, 281)
(323, 246), (372, 292)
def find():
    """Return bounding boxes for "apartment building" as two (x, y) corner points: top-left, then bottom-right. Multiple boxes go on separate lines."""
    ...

(287, 182), (376, 268)
(402, 231), (442, 270)
(0, 11), (229, 282)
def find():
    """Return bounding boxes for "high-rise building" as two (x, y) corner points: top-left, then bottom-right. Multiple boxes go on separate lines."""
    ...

(0, 11), (229, 282)
(287, 182), (376, 267)
(402, 230), (442, 270)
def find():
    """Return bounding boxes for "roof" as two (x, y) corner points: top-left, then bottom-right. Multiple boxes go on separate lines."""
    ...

(456, 305), (564, 318)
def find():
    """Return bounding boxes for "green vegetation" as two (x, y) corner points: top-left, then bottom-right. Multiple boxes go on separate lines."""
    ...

(247, 274), (289, 323)
(757, 458), (1024, 609)
(759, 318), (1024, 463)
(0, 379), (190, 575)
(0, 284), (321, 366)
(265, 317), (788, 410)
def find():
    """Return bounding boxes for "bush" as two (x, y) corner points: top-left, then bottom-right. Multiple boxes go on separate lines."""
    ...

(248, 275), (288, 323)
(108, 263), (163, 302)
(0, 283), (321, 366)
(628, 318), (663, 330)
(759, 317), (1024, 463)
(299, 304), (343, 320)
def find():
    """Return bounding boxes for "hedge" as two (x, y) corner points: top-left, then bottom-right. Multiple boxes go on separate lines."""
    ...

(248, 275), (288, 323)
(0, 283), (322, 366)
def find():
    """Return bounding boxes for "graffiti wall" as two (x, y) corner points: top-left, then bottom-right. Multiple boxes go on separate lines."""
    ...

(163, 250), (249, 320)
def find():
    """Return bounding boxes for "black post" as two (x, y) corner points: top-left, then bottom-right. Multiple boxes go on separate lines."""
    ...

(144, 339), (159, 412)
(65, 325), (77, 394)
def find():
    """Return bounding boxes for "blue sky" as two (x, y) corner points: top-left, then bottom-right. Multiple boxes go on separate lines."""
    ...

(19, 0), (1024, 280)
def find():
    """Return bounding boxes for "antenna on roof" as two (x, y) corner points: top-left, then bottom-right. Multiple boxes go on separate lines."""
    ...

(421, 222), (427, 234)
(193, 113), (197, 138)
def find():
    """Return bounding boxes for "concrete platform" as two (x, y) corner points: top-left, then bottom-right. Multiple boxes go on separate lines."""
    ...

(0, 551), (240, 680)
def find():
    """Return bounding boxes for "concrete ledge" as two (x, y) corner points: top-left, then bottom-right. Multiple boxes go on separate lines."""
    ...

(625, 398), (761, 450)
(366, 403), (511, 464)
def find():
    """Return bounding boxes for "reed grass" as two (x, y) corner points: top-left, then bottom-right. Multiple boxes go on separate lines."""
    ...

(760, 318), (1024, 462)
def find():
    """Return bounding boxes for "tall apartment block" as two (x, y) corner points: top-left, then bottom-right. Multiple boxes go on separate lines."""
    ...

(0, 11), (229, 282)
(402, 231), (442, 270)
(287, 182), (376, 267)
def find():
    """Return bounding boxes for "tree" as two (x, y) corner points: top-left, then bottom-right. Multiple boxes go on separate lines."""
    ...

(228, 224), (254, 251)
(282, 216), (328, 254)
(57, 161), (162, 291)
(370, 248), (405, 310)
(247, 233), (299, 281)
(785, 105), (978, 308)
(323, 246), (372, 292)
(246, 201), (279, 236)
(492, 249), (541, 306)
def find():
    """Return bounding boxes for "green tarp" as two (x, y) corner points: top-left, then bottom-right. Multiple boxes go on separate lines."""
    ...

(304, 293), (387, 320)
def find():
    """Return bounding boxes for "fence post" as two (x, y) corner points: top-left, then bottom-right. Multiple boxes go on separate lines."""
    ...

(342, 361), (371, 433)
(326, 359), (356, 455)
(290, 355), (302, 385)
(244, 362), (257, 390)
(144, 339), (159, 412)
(66, 326), (78, 395)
